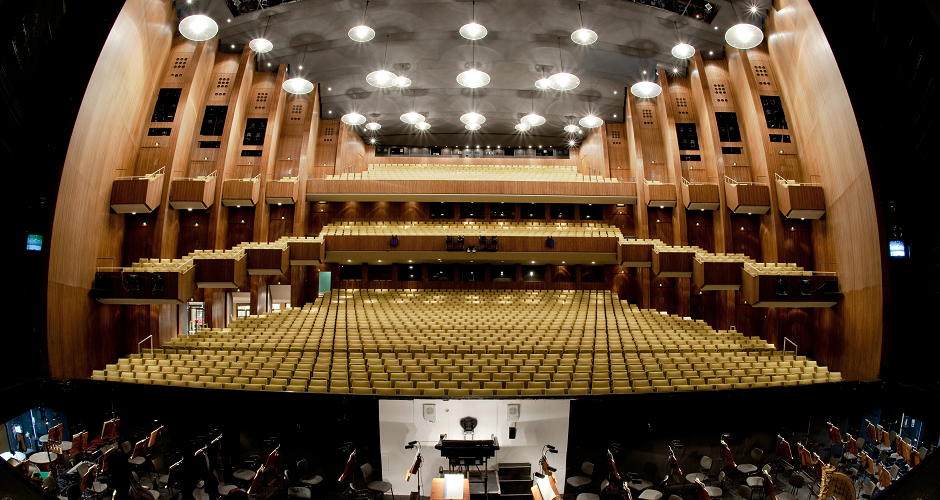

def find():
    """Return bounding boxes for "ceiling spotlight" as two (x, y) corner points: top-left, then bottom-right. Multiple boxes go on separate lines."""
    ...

(283, 77), (314, 95)
(535, 78), (553, 90)
(366, 70), (398, 88)
(564, 124), (581, 133)
(370, 138), (377, 143)
(179, 15), (219, 41)
(394, 76), (412, 87)
(460, 112), (486, 125)
(415, 122), (431, 130)
(750, 6), (758, 13)
(515, 123), (531, 132)
(400, 112), (425, 124)
(456, 69), (490, 88)
(548, 72), (580, 91)
(672, 43), (695, 59)
(349, 25), (376, 42)
(571, 28), (598, 45)
(579, 115), (604, 128)
(349, 0), (375, 42)
(521, 113), (546, 127)
(365, 122), (382, 131)
(569, 140), (576, 146)
(631, 81), (663, 98)
(571, 4), (597, 45)
(459, 22), (487, 40)
(341, 113), (366, 126)
(465, 122), (482, 131)
(725, 23), (764, 49)
(249, 37), (273, 53)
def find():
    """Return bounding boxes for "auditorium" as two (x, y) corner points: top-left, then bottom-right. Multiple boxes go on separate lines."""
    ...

(2, 1), (939, 500)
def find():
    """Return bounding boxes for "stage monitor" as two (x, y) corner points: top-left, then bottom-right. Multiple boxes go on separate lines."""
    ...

(26, 234), (42, 251)
(889, 240), (907, 258)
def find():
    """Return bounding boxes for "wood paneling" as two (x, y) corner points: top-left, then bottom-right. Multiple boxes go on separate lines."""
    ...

(741, 273), (838, 308)
(169, 177), (217, 209)
(265, 179), (298, 204)
(94, 268), (196, 305)
(47, 0), (176, 379)
(336, 123), (367, 174)
(313, 120), (339, 168)
(724, 182), (772, 214)
(221, 178), (261, 206)
(693, 260), (743, 290)
(652, 249), (694, 278)
(195, 254), (248, 288)
(681, 182), (720, 210)
(775, 183), (826, 219)
(246, 248), (289, 275)
(766, 0), (883, 379)
(289, 240), (324, 265)
(578, 124), (609, 177)
(110, 177), (163, 213)
(324, 235), (619, 254)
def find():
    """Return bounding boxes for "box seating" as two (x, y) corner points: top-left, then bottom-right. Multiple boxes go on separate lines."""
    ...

(324, 164), (620, 183)
(97, 290), (839, 394)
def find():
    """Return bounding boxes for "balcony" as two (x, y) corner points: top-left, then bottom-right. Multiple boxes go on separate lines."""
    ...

(222, 174), (261, 207)
(93, 258), (195, 305)
(266, 176), (299, 205)
(774, 174), (825, 220)
(619, 239), (654, 267)
(652, 245), (696, 277)
(247, 242), (289, 275)
(692, 253), (748, 291)
(110, 168), (164, 214)
(723, 176), (771, 215)
(194, 248), (247, 288)
(169, 171), (217, 210)
(681, 177), (720, 211)
(740, 262), (839, 307)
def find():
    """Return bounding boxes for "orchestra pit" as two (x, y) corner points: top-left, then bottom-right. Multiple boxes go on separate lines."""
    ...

(3, 1), (940, 500)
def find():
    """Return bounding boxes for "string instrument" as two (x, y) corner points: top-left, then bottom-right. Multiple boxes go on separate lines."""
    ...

(865, 420), (877, 441)
(816, 464), (836, 500)
(761, 470), (777, 500)
(339, 450), (357, 483)
(827, 422), (842, 444)
(667, 446), (682, 477)
(406, 451), (421, 481)
(694, 478), (711, 500)
(812, 453), (824, 479)
(776, 436), (793, 461)
(620, 480), (633, 500)
(796, 443), (812, 467)
(845, 433), (858, 455)
(247, 465), (266, 495)
(607, 449), (621, 481)
(720, 440), (736, 468)
(877, 464), (891, 489)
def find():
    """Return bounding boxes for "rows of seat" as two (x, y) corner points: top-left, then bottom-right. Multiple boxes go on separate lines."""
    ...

(324, 164), (619, 183)
(93, 290), (839, 395)
(319, 221), (623, 238)
(744, 262), (812, 276)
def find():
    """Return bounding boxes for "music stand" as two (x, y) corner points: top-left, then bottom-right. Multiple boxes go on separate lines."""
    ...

(164, 459), (183, 497)
(405, 441), (423, 498)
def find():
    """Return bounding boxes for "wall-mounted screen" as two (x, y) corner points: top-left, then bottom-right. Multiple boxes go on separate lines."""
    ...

(26, 234), (43, 251)
(889, 240), (907, 258)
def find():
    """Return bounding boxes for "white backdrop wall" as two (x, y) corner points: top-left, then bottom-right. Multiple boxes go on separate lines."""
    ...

(378, 399), (571, 497)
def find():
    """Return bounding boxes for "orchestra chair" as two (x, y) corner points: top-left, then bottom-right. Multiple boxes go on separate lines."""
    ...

(296, 459), (323, 489)
(131, 471), (160, 499)
(736, 449), (763, 478)
(737, 485), (752, 500)
(80, 464), (107, 500)
(684, 456), (712, 488)
(360, 463), (393, 500)
(745, 467), (769, 500)
(284, 470), (312, 499)
(576, 479), (608, 500)
(566, 461), (594, 493)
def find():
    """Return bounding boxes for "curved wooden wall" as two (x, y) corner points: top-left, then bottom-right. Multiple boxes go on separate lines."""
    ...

(47, 0), (176, 378)
(766, 0), (883, 380)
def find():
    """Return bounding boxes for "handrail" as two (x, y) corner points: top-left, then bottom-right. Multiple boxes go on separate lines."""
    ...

(115, 166), (166, 181)
(644, 178), (673, 185)
(776, 172), (822, 187)
(681, 177), (718, 186)
(138, 335), (154, 359)
(724, 175), (766, 186)
(782, 337), (797, 357)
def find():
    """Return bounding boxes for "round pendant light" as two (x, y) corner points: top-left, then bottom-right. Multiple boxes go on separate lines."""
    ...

(342, 113), (366, 126)
(349, 25), (376, 42)
(460, 112), (486, 125)
(283, 78), (314, 95)
(367, 70), (398, 88)
(725, 23), (763, 49)
(631, 80), (662, 98)
(459, 22), (487, 40)
(415, 122), (431, 130)
(515, 123), (531, 132)
(249, 37), (273, 53)
(521, 113), (546, 127)
(671, 43), (695, 59)
(179, 15), (219, 41)
(400, 112), (425, 124)
(570, 4), (597, 45)
(548, 72), (580, 91)
(579, 115), (604, 128)
(349, 1), (375, 42)
(564, 124), (582, 133)
(535, 78), (553, 90)
(465, 122), (482, 131)
(456, 69), (490, 88)
(571, 28), (597, 46)
(394, 76), (412, 88)
(365, 122), (382, 131)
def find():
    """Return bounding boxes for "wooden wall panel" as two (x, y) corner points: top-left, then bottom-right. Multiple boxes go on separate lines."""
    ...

(578, 124), (609, 177)
(336, 123), (367, 174)
(47, 0), (176, 379)
(313, 120), (339, 168)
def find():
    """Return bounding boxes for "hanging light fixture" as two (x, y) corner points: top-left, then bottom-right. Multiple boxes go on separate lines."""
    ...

(400, 90), (426, 124)
(520, 92), (546, 126)
(342, 112), (366, 125)
(570, 3), (598, 45)
(367, 35), (399, 88)
(564, 124), (582, 133)
(579, 115), (603, 128)
(365, 122), (382, 131)
(249, 16), (274, 53)
(394, 76), (412, 88)
(725, 0), (764, 49)
(630, 49), (662, 98)
(415, 122), (431, 130)
(349, 0), (376, 42)
(459, 1), (487, 40)
(457, 24), (490, 88)
(465, 123), (482, 131)
(283, 44), (315, 95)
(460, 112), (486, 125)
(179, 14), (219, 41)
(515, 123), (531, 132)
(548, 37), (580, 91)
(671, 21), (695, 59)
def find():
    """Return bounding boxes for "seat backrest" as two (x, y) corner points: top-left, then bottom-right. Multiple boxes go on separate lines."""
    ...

(751, 448), (763, 461)
(361, 463), (373, 479)
(582, 461), (594, 475)
(700, 456), (712, 471)
(737, 486), (752, 500)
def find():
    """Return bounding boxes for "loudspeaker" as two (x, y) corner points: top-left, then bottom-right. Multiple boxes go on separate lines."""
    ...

(507, 404), (520, 422)
(423, 404), (436, 423)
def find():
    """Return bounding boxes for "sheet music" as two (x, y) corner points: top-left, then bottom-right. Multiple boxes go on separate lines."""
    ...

(443, 474), (464, 499)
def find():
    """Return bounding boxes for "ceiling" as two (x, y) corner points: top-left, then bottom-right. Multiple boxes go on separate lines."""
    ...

(195, 0), (765, 147)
